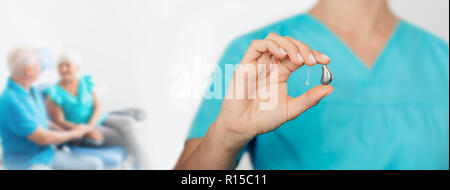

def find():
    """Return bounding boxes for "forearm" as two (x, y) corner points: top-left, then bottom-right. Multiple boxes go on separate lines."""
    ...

(175, 123), (251, 170)
(47, 120), (64, 131)
(42, 130), (77, 145)
(46, 97), (82, 130)
(31, 128), (78, 145)
(88, 93), (102, 127)
(54, 119), (79, 130)
(88, 105), (102, 127)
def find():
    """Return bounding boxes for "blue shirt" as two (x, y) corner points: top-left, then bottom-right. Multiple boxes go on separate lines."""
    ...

(0, 78), (54, 170)
(187, 14), (449, 169)
(44, 75), (105, 125)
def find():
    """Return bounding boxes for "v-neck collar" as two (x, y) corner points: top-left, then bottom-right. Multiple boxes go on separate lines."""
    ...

(303, 13), (404, 76)
(57, 79), (81, 99)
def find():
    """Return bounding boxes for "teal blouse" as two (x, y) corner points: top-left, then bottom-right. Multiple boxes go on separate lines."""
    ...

(45, 75), (105, 125)
(187, 14), (449, 169)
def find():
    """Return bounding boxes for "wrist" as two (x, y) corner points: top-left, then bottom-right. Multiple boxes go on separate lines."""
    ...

(207, 121), (254, 152)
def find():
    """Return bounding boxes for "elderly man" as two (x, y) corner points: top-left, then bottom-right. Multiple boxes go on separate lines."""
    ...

(0, 47), (104, 170)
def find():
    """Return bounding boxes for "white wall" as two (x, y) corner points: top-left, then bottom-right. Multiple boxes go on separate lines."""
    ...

(0, 0), (448, 169)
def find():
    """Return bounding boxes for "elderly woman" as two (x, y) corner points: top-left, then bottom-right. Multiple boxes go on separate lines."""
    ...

(44, 51), (145, 167)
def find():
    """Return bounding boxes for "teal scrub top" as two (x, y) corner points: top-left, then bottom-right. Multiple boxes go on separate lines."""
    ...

(0, 78), (54, 170)
(187, 14), (449, 170)
(45, 75), (106, 125)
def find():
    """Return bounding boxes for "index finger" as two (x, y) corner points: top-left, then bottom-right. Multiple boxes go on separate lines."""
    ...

(241, 39), (287, 63)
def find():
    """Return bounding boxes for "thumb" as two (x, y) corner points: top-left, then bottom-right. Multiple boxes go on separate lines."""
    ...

(287, 85), (334, 120)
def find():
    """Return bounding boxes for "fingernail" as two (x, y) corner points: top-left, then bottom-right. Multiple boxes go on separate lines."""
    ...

(280, 48), (287, 55)
(321, 54), (330, 60)
(309, 53), (316, 64)
(297, 53), (304, 62)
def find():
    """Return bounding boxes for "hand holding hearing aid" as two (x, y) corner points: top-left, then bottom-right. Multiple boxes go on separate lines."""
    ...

(213, 33), (334, 146)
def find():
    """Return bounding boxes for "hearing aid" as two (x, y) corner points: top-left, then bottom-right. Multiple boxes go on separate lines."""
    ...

(305, 64), (333, 86)
(320, 64), (333, 85)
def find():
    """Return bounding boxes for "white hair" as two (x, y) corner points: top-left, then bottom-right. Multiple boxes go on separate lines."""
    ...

(6, 46), (39, 76)
(58, 50), (81, 66)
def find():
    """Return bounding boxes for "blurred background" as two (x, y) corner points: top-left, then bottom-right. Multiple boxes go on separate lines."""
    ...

(0, 0), (448, 169)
